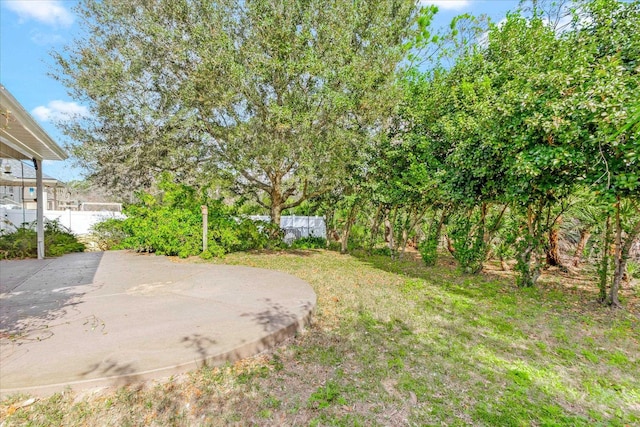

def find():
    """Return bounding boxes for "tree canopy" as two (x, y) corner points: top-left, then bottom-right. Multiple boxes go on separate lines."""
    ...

(55, 0), (640, 305)
(55, 0), (418, 224)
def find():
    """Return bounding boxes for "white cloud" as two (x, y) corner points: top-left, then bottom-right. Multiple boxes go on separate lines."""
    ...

(30, 30), (65, 45)
(4, 0), (74, 27)
(476, 18), (504, 49)
(542, 13), (574, 33)
(420, 0), (472, 11)
(32, 100), (89, 122)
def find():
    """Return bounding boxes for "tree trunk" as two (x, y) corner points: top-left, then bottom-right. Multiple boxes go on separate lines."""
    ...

(609, 201), (640, 307)
(398, 209), (410, 255)
(517, 243), (537, 287)
(609, 198), (623, 307)
(269, 191), (283, 239)
(399, 205), (428, 256)
(340, 228), (350, 254)
(368, 204), (383, 251)
(479, 202), (487, 246)
(270, 203), (282, 227)
(446, 234), (455, 255)
(610, 255), (625, 308)
(400, 228), (409, 255)
(421, 208), (448, 266)
(340, 203), (358, 254)
(516, 204), (544, 287)
(324, 208), (335, 249)
(500, 254), (509, 271)
(384, 208), (396, 257)
(385, 218), (395, 252)
(572, 228), (591, 267)
(486, 204), (508, 248)
(436, 209), (447, 238)
(545, 217), (564, 268)
(598, 215), (611, 303)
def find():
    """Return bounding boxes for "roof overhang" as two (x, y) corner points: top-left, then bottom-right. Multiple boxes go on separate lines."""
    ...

(0, 176), (61, 187)
(0, 84), (68, 161)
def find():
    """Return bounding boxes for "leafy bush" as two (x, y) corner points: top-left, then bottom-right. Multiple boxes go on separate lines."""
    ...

(418, 236), (439, 266)
(90, 218), (128, 250)
(0, 219), (85, 259)
(627, 261), (639, 280)
(448, 214), (488, 274)
(116, 175), (271, 258)
(289, 236), (326, 249)
(363, 246), (387, 256)
(45, 220), (86, 256)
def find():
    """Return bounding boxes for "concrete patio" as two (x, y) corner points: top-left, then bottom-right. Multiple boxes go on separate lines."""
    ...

(0, 251), (316, 397)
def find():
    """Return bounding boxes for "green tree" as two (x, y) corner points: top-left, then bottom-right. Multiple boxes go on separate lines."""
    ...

(567, 0), (640, 306)
(54, 0), (418, 224)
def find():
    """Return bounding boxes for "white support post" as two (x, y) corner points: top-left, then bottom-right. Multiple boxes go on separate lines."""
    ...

(201, 205), (208, 253)
(35, 158), (44, 259)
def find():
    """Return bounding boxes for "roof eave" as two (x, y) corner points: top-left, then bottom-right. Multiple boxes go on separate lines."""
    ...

(0, 84), (68, 161)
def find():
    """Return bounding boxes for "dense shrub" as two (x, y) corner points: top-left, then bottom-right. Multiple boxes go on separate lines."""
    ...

(90, 218), (127, 250)
(0, 220), (85, 259)
(289, 236), (327, 249)
(113, 176), (271, 258)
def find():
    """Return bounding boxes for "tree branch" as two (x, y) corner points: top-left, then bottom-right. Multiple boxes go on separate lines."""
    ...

(239, 169), (271, 192)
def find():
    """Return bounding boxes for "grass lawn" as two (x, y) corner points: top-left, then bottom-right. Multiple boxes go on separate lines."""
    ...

(1, 250), (639, 426)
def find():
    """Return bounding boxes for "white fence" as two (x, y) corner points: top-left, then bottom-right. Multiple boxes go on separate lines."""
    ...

(250, 215), (326, 241)
(0, 208), (125, 236)
(0, 209), (325, 242)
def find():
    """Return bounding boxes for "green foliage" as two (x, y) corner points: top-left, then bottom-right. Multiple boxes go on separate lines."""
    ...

(308, 380), (347, 410)
(393, 0), (639, 292)
(289, 237), (326, 250)
(418, 235), (439, 266)
(259, 221), (285, 243)
(628, 261), (640, 280)
(418, 209), (448, 266)
(51, 0), (640, 301)
(56, 0), (420, 223)
(493, 210), (520, 265)
(0, 220), (85, 259)
(448, 211), (488, 274)
(89, 218), (127, 250)
(117, 176), (269, 258)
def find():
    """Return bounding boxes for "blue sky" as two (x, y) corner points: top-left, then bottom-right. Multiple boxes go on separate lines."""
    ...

(0, 0), (520, 183)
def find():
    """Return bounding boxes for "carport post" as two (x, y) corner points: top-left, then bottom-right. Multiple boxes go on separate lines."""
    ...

(35, 158), (44, 259)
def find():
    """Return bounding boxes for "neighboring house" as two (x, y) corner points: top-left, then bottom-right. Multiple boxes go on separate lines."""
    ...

(0, 159), (122, 212)
(0, 157), (124, 236)
(0, 158), (62, 210)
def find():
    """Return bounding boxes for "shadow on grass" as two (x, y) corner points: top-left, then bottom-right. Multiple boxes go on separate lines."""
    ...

(352, 249), (506, 282)
(336, 308), (607, 426)
(350, 249), (523, 307)
(349, 249), (614, 316)
(246, 248), (323, 257)
(336, 252), (639, 424)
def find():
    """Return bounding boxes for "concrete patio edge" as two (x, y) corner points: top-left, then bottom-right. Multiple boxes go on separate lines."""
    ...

(0, 251), (317, 398)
